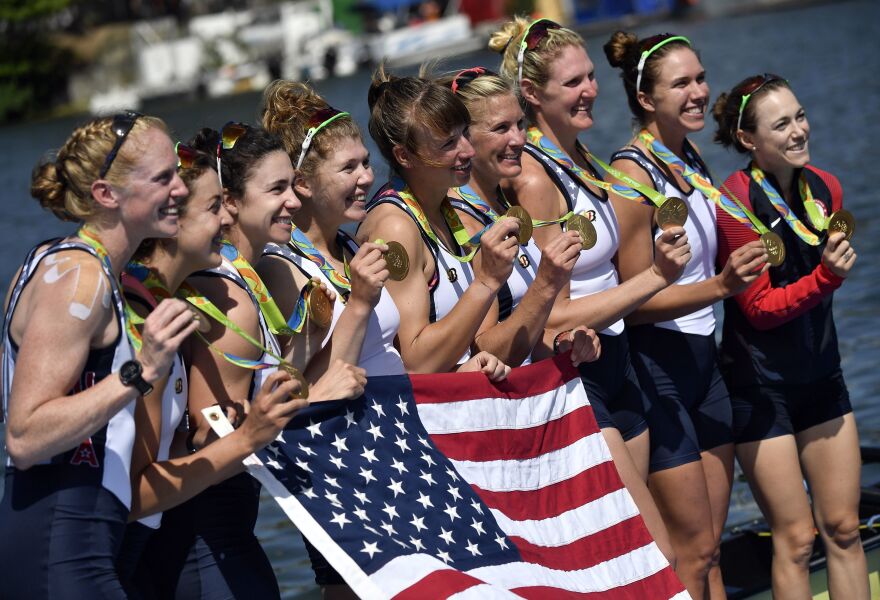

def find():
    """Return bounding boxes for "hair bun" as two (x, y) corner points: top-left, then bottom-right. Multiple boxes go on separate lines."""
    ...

(603, 30), (639, 69)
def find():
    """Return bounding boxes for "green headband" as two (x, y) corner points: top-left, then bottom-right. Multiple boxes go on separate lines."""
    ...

(636, 35), (691, 93)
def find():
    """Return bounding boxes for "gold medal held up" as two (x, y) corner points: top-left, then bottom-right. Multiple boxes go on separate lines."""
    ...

(655, 196), (689, 229)
(505, 206), (533, 245)
(827, 209), (855, 241)
(280, 362), (309, 400)
(306, 282), (333, 329)
(374, 239), (410, 281)
(566, 213), (597, 250)
(760, 231), (786, 267)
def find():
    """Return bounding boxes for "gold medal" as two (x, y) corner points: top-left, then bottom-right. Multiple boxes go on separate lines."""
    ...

(384, 241), (410, 281)
(655, 196), (689, 229)
(505, 206), (533, 245)
(566, 214), (597, 250)
(189, 305), (212, 333)
(306, 283), (333, 329)
(280, 362), (309, 400)
(760, 231), (785, 267)
(827, 209), (855, 241)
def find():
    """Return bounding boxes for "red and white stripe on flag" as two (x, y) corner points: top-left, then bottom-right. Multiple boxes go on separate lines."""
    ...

(411, 354), (688, 599)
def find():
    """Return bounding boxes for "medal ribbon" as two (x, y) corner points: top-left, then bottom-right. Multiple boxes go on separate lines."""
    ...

(220, 242), (302, 335)
(638, 130), (768, 235)
(379, 179), (479, 262)
(76, 228), (144, 351)
(125, 261), (281, 371)
(527, 127), (655, 207)
(750, 166), (823, 245)
(288, 227), (351, 299)
(455, 184), (574, 233)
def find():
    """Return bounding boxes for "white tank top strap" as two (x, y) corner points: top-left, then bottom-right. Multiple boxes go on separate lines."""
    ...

(524, 144), (624, 335)
(201, 258), (280, 395)
(367, 191), (472, 365)
(610, 143), (718, 335)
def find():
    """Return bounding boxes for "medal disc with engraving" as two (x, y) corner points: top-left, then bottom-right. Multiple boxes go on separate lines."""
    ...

(188, 305), (212, 333)
(505, 206), (533, 245)
(566, 214), (597, 250)
(280, 362), (309, 400)
(655, 196), (689, 229)
(384, 241), (410, 281)
(827, 209), (855, 241)
(760, 231), (786, 267)
(307, 284), (333, 329)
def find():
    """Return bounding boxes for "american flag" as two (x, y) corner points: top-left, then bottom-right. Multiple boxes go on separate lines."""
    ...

(205, 355), (687, 599)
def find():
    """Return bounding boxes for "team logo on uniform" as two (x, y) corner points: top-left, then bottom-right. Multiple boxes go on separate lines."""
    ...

(70, 438), (99, 468)
(447, 268), (458, 283)
(518, 254), (531, 269)
(175, 378), (183, 394)
(585, 210), (597, 222)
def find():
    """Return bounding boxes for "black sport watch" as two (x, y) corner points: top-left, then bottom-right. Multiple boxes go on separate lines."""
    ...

(119, 360), (153, 395)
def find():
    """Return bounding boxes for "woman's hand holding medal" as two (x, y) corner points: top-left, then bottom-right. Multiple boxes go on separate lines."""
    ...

(535, 230), (582, 292)
(348, 241), (391, 311)
(719, 240), (770, 297)
(651, 227), (692, 285)
(822, 231), (857, 279)
(473, 218), (519, 293)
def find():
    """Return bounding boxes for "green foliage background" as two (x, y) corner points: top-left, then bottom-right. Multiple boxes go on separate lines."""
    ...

(0, 0), (75, 123)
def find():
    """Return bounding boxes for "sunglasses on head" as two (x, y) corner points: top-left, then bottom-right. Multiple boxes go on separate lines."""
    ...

(296, 106), (350, 170)
(517, 19), (562, 83)
(635, 34), (691, 93)
(450, 67), (498, 94)
(175, 142), (199, 170)
(736, 73), (785, 131)
(99, 111), (142, 179)
(216, 121), (249, 189)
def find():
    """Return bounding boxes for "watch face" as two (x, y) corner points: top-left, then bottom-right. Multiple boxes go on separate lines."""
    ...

(121, 361), (140, 382)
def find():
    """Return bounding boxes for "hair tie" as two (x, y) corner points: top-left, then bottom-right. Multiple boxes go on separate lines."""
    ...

(499, 33), (515, 54)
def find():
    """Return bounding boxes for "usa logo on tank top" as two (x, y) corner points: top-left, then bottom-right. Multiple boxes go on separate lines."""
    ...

(68, 371), (100, 468)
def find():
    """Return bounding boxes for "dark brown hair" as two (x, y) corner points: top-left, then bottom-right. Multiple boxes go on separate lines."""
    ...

(604, 31), (695, 125)
(367, 64), (470, 174)
(712, 76), (791, 153)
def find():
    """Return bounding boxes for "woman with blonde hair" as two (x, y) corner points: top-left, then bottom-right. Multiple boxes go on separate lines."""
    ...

(0, 113), (197, 598)
(490, 17), (692, 567)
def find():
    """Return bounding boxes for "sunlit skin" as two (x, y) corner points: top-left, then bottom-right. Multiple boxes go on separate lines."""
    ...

(739, 87), (810, 183)
(113, 127), (189, 241)
(526, 44), (598, 144)
(466, 94), (526, 199)
(638, 47), (709, 140)
(226, 149), (300, 262)
(175, 171), (233, 272)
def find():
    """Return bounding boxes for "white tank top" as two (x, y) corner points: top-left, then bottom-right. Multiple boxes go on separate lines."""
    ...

(449, 198), (542, 365)
(367, 191), (473, 366)
(203, 256), (280, 395)
(524, 144), (624, 335)
(139, 352), (187, 528)
(262, 234), (405, 376)
(611, 144), (717, 336)
(2, 239), (137, 509)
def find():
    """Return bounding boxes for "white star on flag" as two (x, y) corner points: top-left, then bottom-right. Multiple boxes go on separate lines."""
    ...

(415, 491), (433, 509)
(369, 400), (386, 418)
(443, 503), (460, 522)
(390, 458), (407, 474)
(366, 422), (384, 441)
(381, 502), (399, 520)
(331, 434), (348, 453)
(330, 512), (351, 529)
(358, 467), (377, 484)
(360, 447), (379, 463)
(297, 442), (316, 456)
(305, 420), (323, 438)
(395, 396), (409, 415)
(410, 515), (427, 532)
(438, 528), (455, 545)
(360, 541), (381, 559)
(329, 455), (346, 470)
(465, 540), (481, 556)
(387, 478), (404, 497)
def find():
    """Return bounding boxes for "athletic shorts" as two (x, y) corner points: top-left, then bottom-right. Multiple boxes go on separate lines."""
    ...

(628, 325), (733, 473)
(0, 468), (129, 599)
(731, 370), (852, 443)
(578, 332), (649, 441)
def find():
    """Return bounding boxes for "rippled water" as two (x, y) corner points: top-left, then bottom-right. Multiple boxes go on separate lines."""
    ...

(1, 1), (878, 596)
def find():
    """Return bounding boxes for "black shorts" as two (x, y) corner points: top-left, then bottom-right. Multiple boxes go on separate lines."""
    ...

(628, 325), (733, 473)
(731, 370), (852, 443)
(303, 536), (346, 586)
(578, 332), (649, 441)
